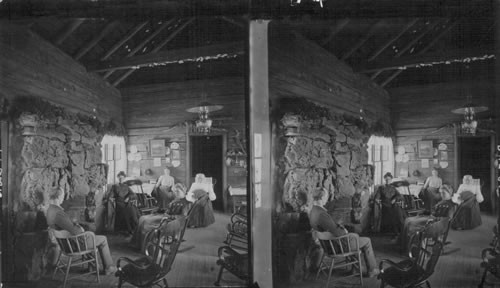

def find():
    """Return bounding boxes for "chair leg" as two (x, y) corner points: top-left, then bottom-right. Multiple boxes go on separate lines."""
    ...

(118, 277), (123, 288)
(95, 250), (100, 283)
(214, 266), (224, 286)
(478, 269), (487, 288)
(52, 251), (62, 279)
(358, 255), (363, 287)
(316, 254), (325, 280)
(163, 278), (168, 287)
(63, 257), (72, 288)
(380, 279), (385, 288)
(326, 259), (335, 288)
(425, 280), (431, 288)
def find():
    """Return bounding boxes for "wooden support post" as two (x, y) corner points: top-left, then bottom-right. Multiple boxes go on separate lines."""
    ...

(249, 19), (272, 288)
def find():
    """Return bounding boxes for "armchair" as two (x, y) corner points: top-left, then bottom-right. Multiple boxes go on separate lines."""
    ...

(51, 229), (100, 288)
(314, 231), (363, 287)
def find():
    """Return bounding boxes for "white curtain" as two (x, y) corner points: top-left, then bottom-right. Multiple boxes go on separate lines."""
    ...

(367, 136), (394, 186)
(101, 135), (127, 184)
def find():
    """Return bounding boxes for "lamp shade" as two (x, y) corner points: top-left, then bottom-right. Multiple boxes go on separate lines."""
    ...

(186, 102), (223, 113)
(451, 105), (488, 115)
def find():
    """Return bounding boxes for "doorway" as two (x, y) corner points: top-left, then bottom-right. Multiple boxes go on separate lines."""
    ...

(458, 136), (493, 212)
(190, 135), (224, 211)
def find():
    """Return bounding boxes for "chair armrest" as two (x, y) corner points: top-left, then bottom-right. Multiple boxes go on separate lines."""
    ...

(116, 256), (152, 270)
(379, 258), (414, 272)
(482, 248), (499, 261)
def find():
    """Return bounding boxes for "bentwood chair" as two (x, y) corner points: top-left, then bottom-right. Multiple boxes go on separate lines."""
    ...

(379, 219), (445, 288)
(478, 225), (500, 288)
(314, 231), (363, 287)
(51, 229), (100, 288)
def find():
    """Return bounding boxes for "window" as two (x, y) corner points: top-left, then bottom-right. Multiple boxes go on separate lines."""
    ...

(367, 136), (394, 186)
(101, 135), (127, 184)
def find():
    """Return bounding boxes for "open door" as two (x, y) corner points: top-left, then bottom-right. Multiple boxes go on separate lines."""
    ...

(189, 135), (226, 212)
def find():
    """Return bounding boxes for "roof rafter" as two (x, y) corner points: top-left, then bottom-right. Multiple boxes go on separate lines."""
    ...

(74, 20), (119, 61)
(103, 18), (177, 79)
(367, 18), (419, 62)
(340, 20), (385, 60)
(111, 17), (196, 86)
(380, 19), (461, 87)
(320, 19), (350, 46)
(53, 18), (85, 45)
(100, 21), (149, 61)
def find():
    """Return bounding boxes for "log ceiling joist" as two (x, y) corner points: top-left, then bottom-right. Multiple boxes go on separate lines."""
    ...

(357, 47), (493, 73)
(89, 41), (244, 73)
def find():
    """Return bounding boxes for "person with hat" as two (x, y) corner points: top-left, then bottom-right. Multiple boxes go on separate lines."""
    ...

(107, 171), (140, 234)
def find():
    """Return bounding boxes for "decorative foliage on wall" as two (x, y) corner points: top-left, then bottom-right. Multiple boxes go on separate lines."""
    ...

(5, 96), (126, 136)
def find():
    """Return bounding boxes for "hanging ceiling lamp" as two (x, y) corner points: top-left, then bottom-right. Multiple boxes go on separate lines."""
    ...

(451, 96), (488, 135)
(186, 100), (223, 134)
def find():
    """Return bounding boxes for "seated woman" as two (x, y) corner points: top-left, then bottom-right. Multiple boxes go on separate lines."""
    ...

(399, 184), (455, 253)
(373, 172), (406, 239)
(451, 175), (483, 230)
(152, 167), (176, 210)
(105, 171), (140, 234)
(421, 168), (443, 213)
(186, 173), (216, 228)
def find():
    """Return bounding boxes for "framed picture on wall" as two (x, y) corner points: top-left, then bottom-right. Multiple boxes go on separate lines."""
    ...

(150, 139), (165, 157)
(417, 140), (433, 158)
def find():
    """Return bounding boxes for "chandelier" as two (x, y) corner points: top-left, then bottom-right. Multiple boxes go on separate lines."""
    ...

(186, 101), (223, 134)
(451, 97), (488, 135)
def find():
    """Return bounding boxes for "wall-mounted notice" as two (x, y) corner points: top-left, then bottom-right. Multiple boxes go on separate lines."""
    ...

(421, 159), (429, 168)
(153, 157), (162, 167)
(254, 133), (262, 158)
(254, 158), (262, 183)
(255, 183), (262, 208)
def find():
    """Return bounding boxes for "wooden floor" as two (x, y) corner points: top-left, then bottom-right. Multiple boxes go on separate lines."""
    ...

(4, 212), (498, 288)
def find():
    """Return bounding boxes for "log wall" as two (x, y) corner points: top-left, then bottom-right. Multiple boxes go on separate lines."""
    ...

(389, 80), (496, 189)
(121, 77), (247, 212)
(0, 22), (122, 122)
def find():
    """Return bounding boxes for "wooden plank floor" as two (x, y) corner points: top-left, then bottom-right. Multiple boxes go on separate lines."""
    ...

(284, 212), (499, 288)
(5, 212), (247, 288)
(5, 212), (498, 288)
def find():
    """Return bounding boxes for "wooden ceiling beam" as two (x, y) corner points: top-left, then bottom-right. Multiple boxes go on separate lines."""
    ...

(380, 19), (461, 87)
(74, 20), (119, 60)
(218, 16), (246, 28)
(100, 21), (149, 61)
(113, 17), (196, 86)
(103, 18), (177, 79)
(358, 47), (493, 73)
(320, 19), (350, 46)
(367, 18), (419, 61)
(53, 18), (85, 45)
(89, 41), (244, 73)
(393, 19), (444, 58)
(340, 20), (385, 60)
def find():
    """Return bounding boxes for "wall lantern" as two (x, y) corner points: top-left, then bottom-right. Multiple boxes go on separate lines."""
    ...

(18, 113), (38, 136)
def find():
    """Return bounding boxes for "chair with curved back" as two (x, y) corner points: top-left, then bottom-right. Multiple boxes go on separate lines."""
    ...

(115, 196), (202, 288)
(478, 225), (500, 288)
(51, 229), (100, 288)
(379, 218), (446, 288)
(314, 231), (363, 288)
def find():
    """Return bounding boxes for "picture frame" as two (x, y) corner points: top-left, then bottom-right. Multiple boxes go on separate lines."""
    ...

(150, 139), (166, 157)
(417, 140), (433, 158)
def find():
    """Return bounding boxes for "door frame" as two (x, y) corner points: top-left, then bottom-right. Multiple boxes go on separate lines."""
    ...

(186, 129), (228, 213)
(455, 130), (496, 213)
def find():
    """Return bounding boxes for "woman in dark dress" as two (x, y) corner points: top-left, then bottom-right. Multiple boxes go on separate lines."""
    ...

(374, 172), (406, 238)
(186, 173), (216, 228)
(106, 171), (140, 234)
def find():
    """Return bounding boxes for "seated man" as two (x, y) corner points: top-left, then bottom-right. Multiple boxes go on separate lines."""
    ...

(46, 189), (117, 275)
(309, 188), (379, 277)
(105, 171), (140, 234)
(373, 173), (406, 239)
